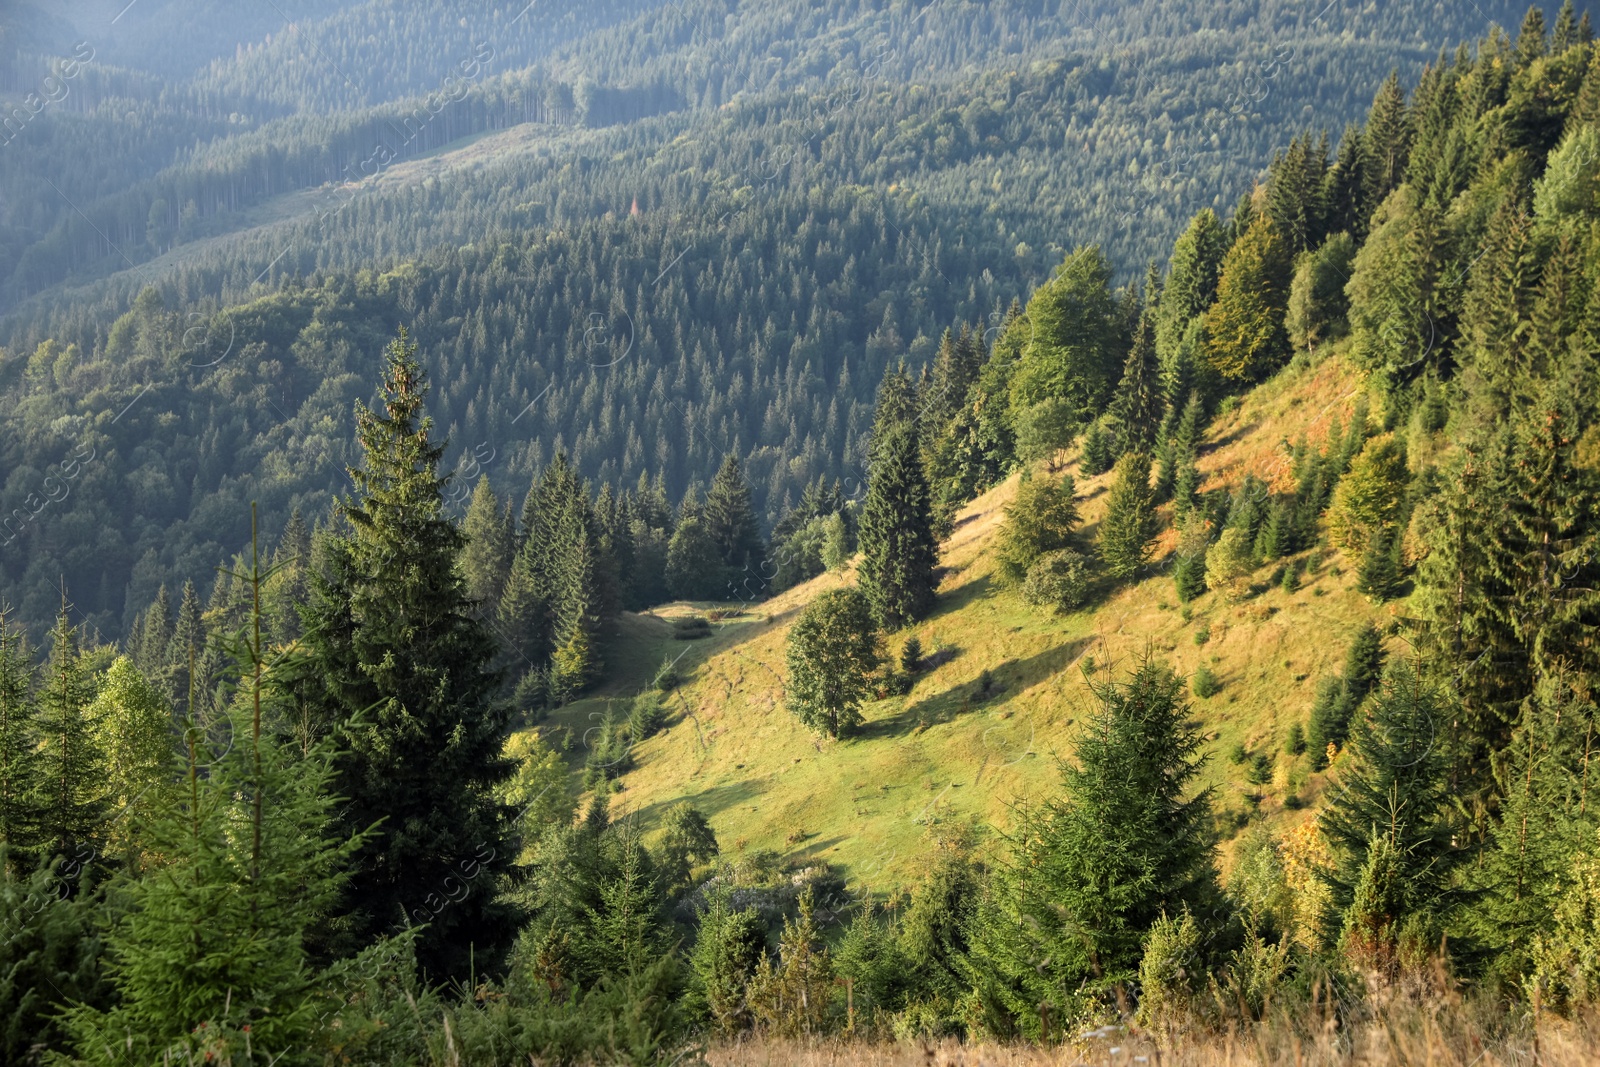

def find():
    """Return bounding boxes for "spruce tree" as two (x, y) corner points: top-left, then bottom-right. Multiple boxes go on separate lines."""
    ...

(1515, 5), (1549, 67)
(1098, 451), (1159, 579)
(963, 661), (1217, 1036)
(858, 417), (938, 630)
(1470, 675), (1597, 973)
(1156, 209), (1228, 375)
(1319, 662), (1458, 918)
(296, 328), (518, 981)
(165, 579), (204, 707)
(33, 607), (106, 866)
(460, 476), (511, 616)
(1108, 307), (1162, 457)
(1360, 71), (1413, 222)
(703, 454), (765, 590)
(61, 534), (373, 1064)
(784, 588), (881, 738)
(0, 614), (38, 866)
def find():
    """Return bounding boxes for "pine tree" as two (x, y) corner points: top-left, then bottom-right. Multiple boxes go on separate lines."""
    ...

(0, 613), (38, 866)
(963, 661), (1218, 1037)
(1357, 527), (1402, 602)
(703, 454), (765, 591)
(784, 588), (882, 738)
(33, 607), (106, 866)
(1098, 451), (1158, 579)
(296, 328), (518, 981)
(858, 378), (938, 628)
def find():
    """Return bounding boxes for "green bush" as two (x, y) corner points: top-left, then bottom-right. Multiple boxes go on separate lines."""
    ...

(1021, 549), (1093, 614)
(1286, 722), (1307, 755)
(654, 656), (681, 692)
(1193, 665), (1221, 698)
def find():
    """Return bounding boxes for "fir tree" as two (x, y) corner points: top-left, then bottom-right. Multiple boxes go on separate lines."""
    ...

(858, 409), (938, 631)
(784, 588), (881, 738)
(165, 579), (204, 707)
(1098, 451), (1159, 579)
(1553, 0), (1580, 53)
(296, 328), (518, 981)
(1516, 5), (1549, 67)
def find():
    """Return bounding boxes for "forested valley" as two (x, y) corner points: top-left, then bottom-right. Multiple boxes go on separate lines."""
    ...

(5, 1), (1600, 1064)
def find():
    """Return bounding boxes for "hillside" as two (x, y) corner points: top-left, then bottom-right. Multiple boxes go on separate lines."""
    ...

(545, 346), (1385, 892)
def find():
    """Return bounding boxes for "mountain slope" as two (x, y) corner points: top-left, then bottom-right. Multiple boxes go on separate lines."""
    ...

(543, 345), (1388, 891)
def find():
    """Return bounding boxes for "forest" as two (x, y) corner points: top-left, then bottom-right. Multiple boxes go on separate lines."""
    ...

(5, 0), (1600, 1064)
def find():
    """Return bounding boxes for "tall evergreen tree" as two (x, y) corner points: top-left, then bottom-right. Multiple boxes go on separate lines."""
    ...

(1360, 71), (1413, 223)
(459, 476), (511, 616)
(1108, 306), (1163, 457)
(1319, 663), (1459, 921)
(0, 614), (37, 866)
(1097, 451), (1159, 579)
(296, 328), (518, 981)
(858, 379), (938, 629)
(964, 661), (1217, 1037)
(703, 455), (765, 591)
(1201, 214), (1293, 381)
(32, 607), (105, 866)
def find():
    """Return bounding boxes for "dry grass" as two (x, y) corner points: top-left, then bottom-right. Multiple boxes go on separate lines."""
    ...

(703, 1007), (1600, 1065)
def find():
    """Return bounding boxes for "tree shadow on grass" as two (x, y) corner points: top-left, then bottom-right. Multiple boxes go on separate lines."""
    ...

(858, 636), (1095, 739)
(620, 776), (773, 831)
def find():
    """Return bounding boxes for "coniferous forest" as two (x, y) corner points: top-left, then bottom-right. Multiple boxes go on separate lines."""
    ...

(6, 0), (1600, 1064)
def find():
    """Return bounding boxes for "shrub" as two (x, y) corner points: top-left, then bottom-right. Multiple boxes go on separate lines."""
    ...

(627, 691), (666, 743)
(900, 635), (923, 674)
(1021, 549), (1093, 614)
(672, 616), (713, 640)
(1228, 740), (1249, 764)
(996, 473), (1080, 585)
(1193, 665), (1221, 699)
(1205, 526), (1256, 602)
(1246, 752), (1273, 786)
(654, 656), (681, 692)
(1135, 910), (1208, 1031)
(1286, 722), (1307, 755)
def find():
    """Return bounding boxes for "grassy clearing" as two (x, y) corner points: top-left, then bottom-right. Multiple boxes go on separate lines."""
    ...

(525, 350), (1399, 892)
